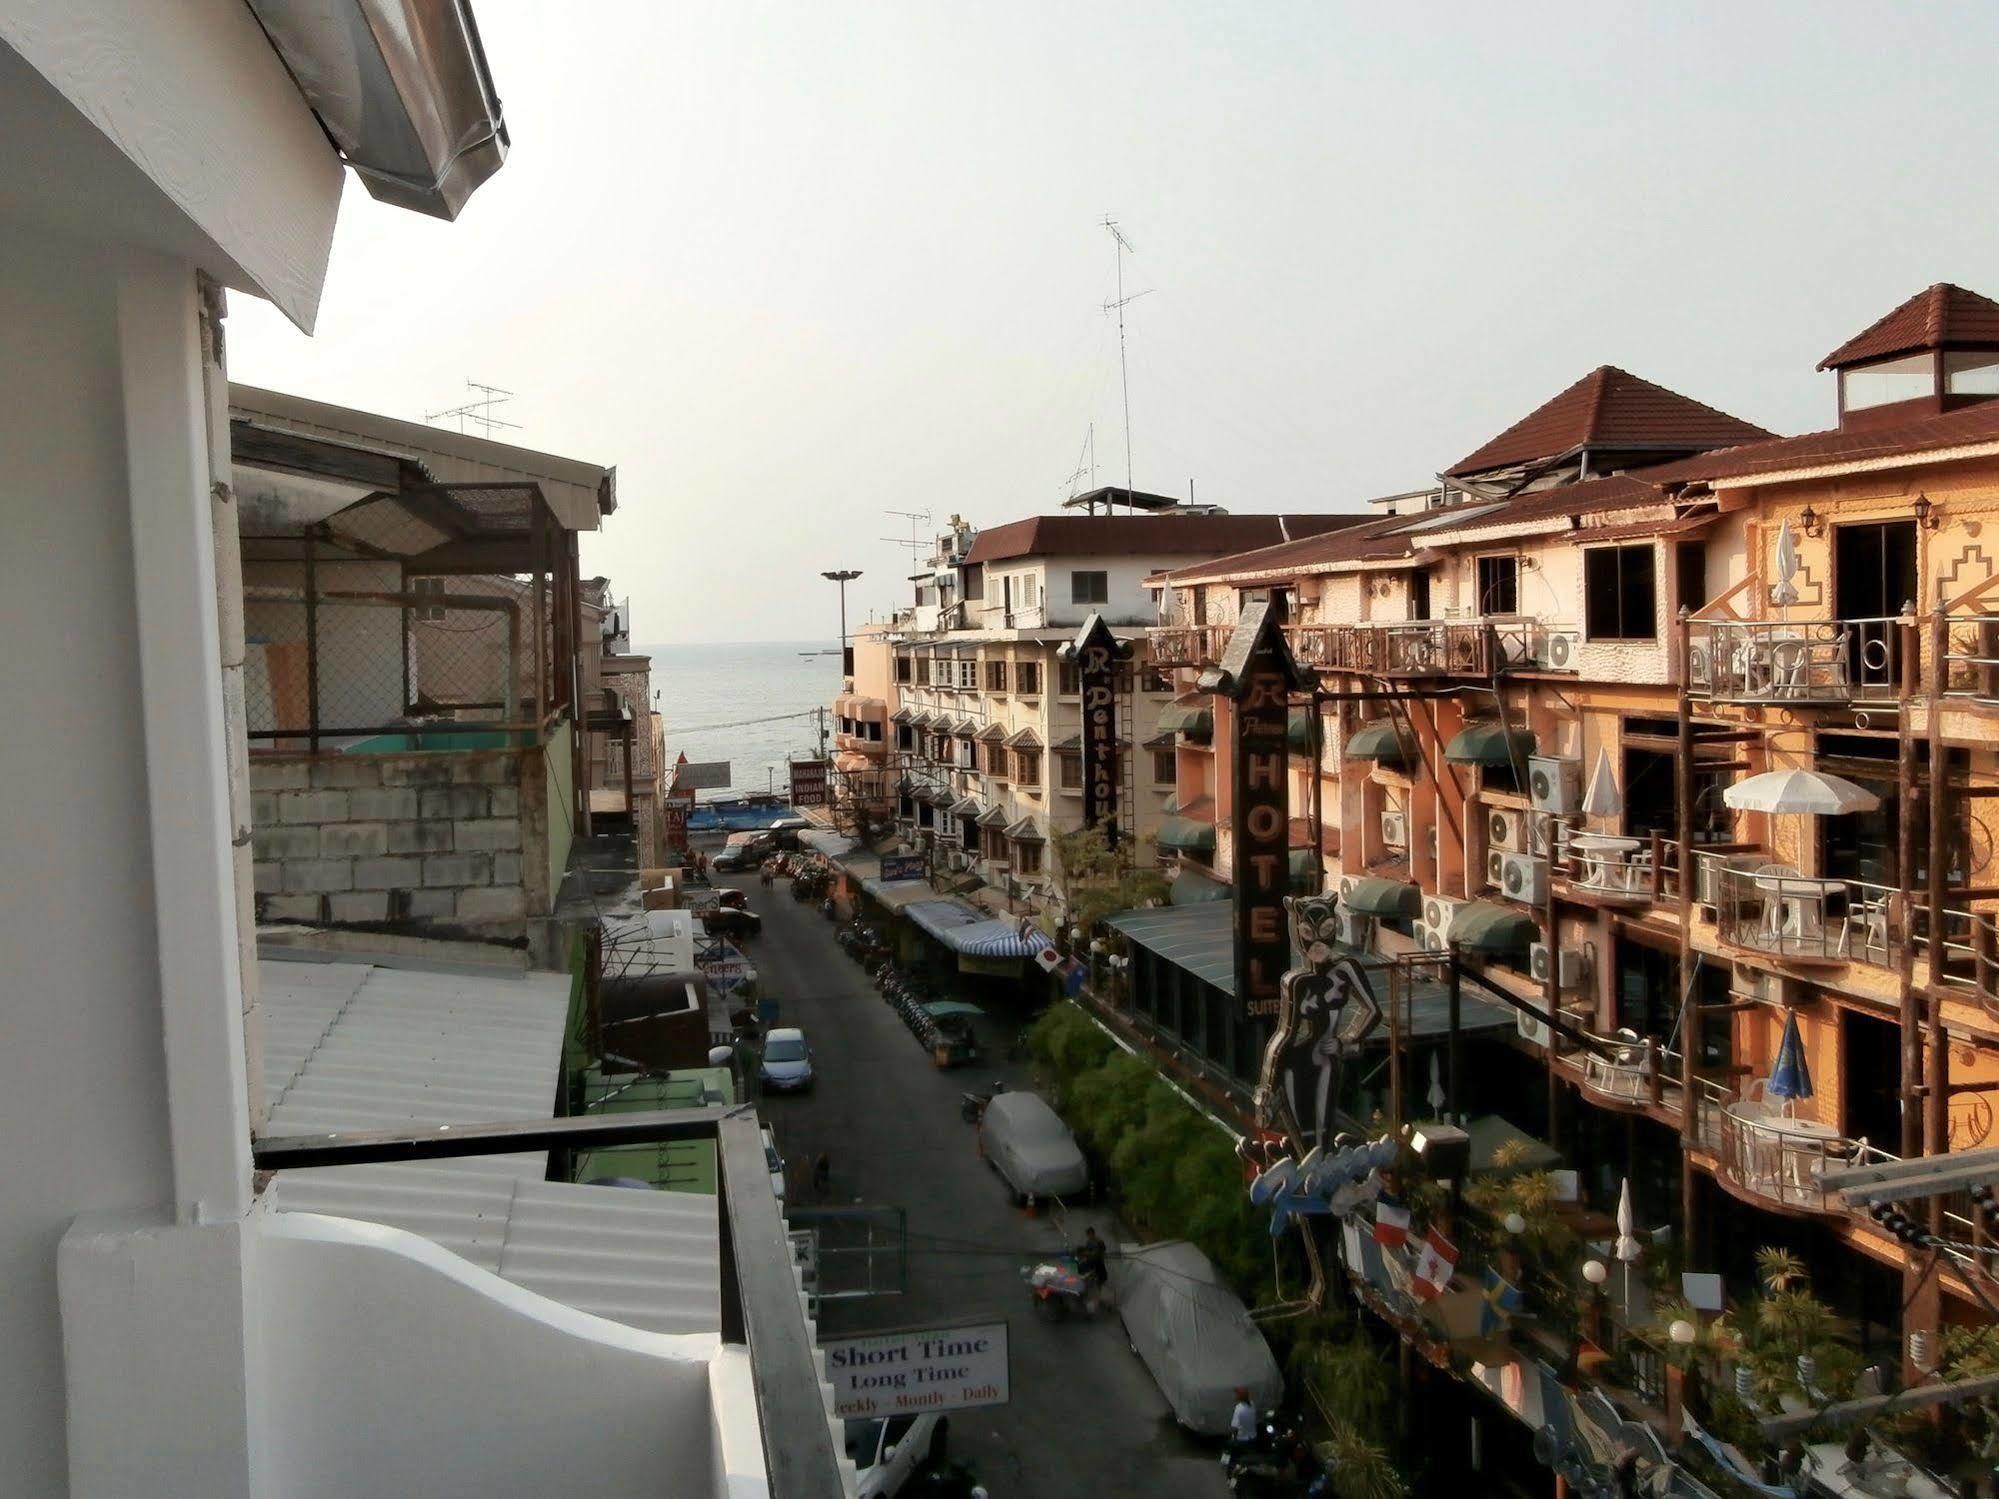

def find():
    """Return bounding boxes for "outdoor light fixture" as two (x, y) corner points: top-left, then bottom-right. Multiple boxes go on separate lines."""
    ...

(1912, 493), (1942, 531)
(1798, 505), (1824, 538)
(1582, 1260), (1608, 1286)
(1669, 1320), (1698, 1347)
(1502, 1212), (1527, 1236)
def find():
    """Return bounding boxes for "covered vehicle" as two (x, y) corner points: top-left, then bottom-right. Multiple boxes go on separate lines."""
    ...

(979, 1091), (1087, 1201)
(699, 905), (763, 940)
(1113, 1239), (1282, 1435)
(712, 831), (775, 871)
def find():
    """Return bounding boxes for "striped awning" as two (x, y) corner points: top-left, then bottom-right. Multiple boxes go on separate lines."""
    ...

(948, 795), (984, 818)
(953, 717), (980, 737)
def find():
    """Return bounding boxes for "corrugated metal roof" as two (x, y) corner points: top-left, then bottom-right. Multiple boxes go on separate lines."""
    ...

(261, 956), (722, 1335)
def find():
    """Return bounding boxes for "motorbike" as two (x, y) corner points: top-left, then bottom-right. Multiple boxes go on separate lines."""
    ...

(959, 1081), (1006, 1123)
(1223, 1415), (1324, 1499)
(1022, 1256), (1100, 1319)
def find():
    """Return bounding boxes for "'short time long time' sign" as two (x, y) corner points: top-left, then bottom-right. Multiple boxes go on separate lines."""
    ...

(822, 1321), (1011, 1418)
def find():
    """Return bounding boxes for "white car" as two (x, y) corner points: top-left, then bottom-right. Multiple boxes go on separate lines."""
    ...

(844, 1413), (946, 1498)
(762, 1124), (785, 1204)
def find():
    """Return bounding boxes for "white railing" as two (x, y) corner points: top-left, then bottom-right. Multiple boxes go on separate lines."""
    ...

(1718, 1102), (1885, 1213)
(1688, 617), (1904, 703)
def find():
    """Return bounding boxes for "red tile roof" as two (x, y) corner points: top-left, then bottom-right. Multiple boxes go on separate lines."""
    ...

(1643, 397), (1999, 485)
(1445, 366), (1774, 478)
(1818, 283), (1999, 370)
(961, 512), (1366, 565)
(1164, 514), (1421, 583)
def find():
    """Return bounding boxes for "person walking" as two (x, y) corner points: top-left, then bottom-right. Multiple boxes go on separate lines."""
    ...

(812, 1151), (831, 1196)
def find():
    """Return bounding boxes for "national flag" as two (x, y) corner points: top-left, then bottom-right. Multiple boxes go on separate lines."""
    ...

(1411, 1228), (1458, 1300)
(1034, 946), (1063, 973)
(1060, 958), (1087, 996)
(1479, 1266), (1524, 1335)
(1373, 1191), (1411, 1249)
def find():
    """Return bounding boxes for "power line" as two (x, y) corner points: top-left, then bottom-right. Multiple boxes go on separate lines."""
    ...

(671, 708), (819, 735)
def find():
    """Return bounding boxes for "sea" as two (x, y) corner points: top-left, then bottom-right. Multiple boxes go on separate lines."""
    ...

(637, 640), (845, 800)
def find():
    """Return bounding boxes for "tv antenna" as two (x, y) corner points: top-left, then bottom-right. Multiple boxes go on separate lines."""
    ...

(1101, 217), (1148, 511)
(1061, 422), (1098, 499)
(880, 508), (935, 572)
(426, 380), (521, 438)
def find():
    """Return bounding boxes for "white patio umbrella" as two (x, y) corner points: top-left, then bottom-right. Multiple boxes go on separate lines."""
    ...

(1615, 1178), (1643, 1311)
(1723, 769), (1881, 817)
(1582, 746), (1622, 820)
(1770, 518), (1801, 607)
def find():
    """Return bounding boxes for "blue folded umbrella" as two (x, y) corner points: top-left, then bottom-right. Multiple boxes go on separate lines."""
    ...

(1767, 1009), (1813, 1103)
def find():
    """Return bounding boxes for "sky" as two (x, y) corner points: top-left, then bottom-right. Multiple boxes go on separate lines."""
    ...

(232, 1), (1999, 645)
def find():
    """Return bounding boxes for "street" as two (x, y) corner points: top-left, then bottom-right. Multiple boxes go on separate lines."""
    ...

(721, 865), (1224, 1499)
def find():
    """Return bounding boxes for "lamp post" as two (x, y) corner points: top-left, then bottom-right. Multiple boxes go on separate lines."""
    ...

(822, 570), (862, 679)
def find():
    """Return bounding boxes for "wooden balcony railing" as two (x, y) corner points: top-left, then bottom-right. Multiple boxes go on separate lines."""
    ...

(1688, 617), (1904, 704)
(1148, 624), (1229, 667)
(1289, 618), (1564, 676)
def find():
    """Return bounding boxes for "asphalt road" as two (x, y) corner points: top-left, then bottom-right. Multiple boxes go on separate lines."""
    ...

(722, 867), (1223, 1499)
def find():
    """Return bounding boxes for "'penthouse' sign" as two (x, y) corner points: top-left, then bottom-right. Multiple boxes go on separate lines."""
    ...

(1068, 614), (1132, 847)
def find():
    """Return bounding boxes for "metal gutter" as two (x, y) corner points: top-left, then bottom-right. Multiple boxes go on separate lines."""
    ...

(247, 0), (509, 220)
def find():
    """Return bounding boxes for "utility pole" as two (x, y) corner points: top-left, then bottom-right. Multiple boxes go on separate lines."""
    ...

(822, 569), (861, 678)
(1101, 217), (1148, 511)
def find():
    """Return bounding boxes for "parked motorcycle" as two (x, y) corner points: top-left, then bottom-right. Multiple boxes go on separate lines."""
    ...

(959, 1082), (1005, 1123)
(1022, 1257), (1099, 1319)
(1223, 1414), (1324, 1499)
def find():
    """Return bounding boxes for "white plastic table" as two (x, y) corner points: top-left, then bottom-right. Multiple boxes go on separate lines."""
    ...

(1571, 833), (1642, 890)
(1750, 872), (1845, 949)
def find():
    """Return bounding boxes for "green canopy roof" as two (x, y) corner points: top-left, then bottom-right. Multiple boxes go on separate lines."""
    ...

(1345, 721), (1415, 764)
(1289, 848), (1320, 891)
(1158, 703), (1214, 743)
(1444, 721), (1537, 767)
(1343, 876), (1421, 918)
(1287, 706), (1315, 754)
(1157, 816), (1217, 853)
(1169, 869), (1232, 905)
(1449, 899), (1537, 954)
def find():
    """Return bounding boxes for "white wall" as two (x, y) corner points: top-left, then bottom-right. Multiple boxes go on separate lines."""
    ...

(0, 220), (180, 1496)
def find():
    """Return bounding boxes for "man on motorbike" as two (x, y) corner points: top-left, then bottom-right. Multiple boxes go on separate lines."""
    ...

(1075, 1227), (1108, 1297)
(1229, 1388), (1258, 1448)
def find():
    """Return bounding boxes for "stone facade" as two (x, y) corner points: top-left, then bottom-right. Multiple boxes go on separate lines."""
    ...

(249, 746), (551, 933)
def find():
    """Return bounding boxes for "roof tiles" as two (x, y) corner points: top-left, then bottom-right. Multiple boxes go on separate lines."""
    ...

(1445, 366), (1773, 478)
(1819, 283), (1999, 370)
(962, 512), (1366, 565)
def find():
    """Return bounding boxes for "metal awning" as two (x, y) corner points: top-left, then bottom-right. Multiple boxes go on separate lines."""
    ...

(1445, 721), (1537, 767)
(1344, 877), (1421, 918)
(1288, 706), (1315, 753)
(1345, 721), (1415, 764)
(1289, 849), (1320, 890)
(1169, 869), (1233, 905)
(1449, 899), (1538, 954)
(1158, 703), (1214, 742)
(1158, 816), (1217, 853)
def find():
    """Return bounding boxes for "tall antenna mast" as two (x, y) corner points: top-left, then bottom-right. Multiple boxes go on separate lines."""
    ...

(426, 380), (522, 438)
(880, 508), (934, 573)
(1101, 217), (1148, 513)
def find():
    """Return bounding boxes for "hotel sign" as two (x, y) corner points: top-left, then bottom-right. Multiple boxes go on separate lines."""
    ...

(1067, 613), (1132, 847)
(1220, 601), (1312, 1019)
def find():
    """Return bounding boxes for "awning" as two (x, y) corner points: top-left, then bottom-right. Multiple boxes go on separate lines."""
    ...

(1449, 899), (1537, 954)
(891, 706), (918, 725)
(1158, 703), (1214, 743)
(1289, 848), (1320, 890)
(1288, 706), (1315, 754)
(1004, 817), (1045, 843)
(1169, 870), (1233, 905)
(906, 899), (1043, 958)
(1143, 731), (1176, 750)
(953, 717), (980, 737)
(1053, 732), (1130, 751)
(1158, 816), (1217, 853)
(975, 722), (1008, 742)
(861, 877), (938, 912)
(1003, 727), (1042, 749)
(948, 795), (984, 818)
(1345, 721), (1415, 764)
(1344, 877), (1421, 918)
(1445, 721), (1537, 767)
(977, 804), (1011, 828)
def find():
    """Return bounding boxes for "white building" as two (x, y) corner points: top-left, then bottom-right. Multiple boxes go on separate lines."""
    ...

(0, 9), (841, 1496)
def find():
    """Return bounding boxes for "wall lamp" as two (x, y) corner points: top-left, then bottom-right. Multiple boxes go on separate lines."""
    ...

(1798, 506), (1824, 539)
(1912, 493), (1943, 531)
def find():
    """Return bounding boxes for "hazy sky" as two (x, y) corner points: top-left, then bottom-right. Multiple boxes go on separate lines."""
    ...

(233, 1), (1999, 644)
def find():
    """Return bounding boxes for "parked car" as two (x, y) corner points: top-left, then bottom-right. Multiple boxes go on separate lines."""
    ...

(758, 1027), (815, 1093)
(978, 1091), (1087, 1201)
(768, 817), (811, 852)
(699, 906), (763, 941)
(1114, 1239), (1282, 1434)
(762, 1124), (786, 1203)
(712, 832), (774, 872)
(845, 1414), (946, 1498)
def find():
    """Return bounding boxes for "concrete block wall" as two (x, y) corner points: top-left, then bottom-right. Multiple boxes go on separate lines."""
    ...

(249, 747), (552, 934)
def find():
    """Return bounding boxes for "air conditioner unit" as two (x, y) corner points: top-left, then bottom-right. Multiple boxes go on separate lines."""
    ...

(1380, 810), (1408, 850)
(1421, 892), (1462, 937)
(1528, 755), (1581, 814)
(1538, 630), (1580, 670)
(1529, 941), (1590, 989)
(1485, 848), (1507, 889)
(1487, 808), (1527, 854)
(1498, 852), (1548, 905)
(1412, 920), (1444, 950)
(947, 851), (972, 873)
(1731, 964), (1782, 1005)
(1517, 1006), (1552, 1051)
(1336, 912), (1371, 948)
(1336, 874), (1359, 903)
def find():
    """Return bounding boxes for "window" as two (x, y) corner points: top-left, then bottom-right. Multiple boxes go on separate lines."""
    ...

(1014, 749), (1041, 786)
(985, 660), (1008, 692)
(1584, 544), (1658, 641)
(1152, 750), (1176, 784)
(1071, 570), (1109, 605)
(914, 657), (931, 686)
(896, 724), (914, 752)
(983, 828), (1009, 862)
(962, 561), (984, 601)
(1474, 555), (1519, 616)
(1015, 661), (1042, 695)
(1058, 661), (1080, 695)
(894, 656), (912, 684)
(1140, 664), (1171, 694)
(958, 658), (977, 689)
(1844, 353), (1936, 412)
(1947, 351), (1999, 397)
(410, 576), (447, 621)
(984, 741), (1008, 777)
(1057, 753), (1082, 790)
(1015, 842), (1044, 875)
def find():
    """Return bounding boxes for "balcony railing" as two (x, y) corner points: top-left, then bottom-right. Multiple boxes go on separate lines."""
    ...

(1289, 618), (1566, 676)
(1687, 617), (1903, 704)
(1149, 624), (1230, 668)
(1943, 612), (1999, 703)
(1717, 1101), (1885, 1213)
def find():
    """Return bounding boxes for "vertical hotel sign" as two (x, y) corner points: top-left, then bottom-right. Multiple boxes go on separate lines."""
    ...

(1220, 601), (1311, 1019)
(1067, 613), (1132, 847)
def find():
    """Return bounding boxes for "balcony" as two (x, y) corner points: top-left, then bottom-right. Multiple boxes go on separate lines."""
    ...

(1149, 624), (1230, 668)
(1716, 1098), (1884, 1214)
(1290, 618), (1568, 676)
(1687, 617), (1903, 705)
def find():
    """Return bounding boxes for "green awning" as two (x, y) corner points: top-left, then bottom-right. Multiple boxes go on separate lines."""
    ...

(1157, 816), (1217, 853)
(1287, 706), (1315, 754)
(1169, 870), (1232, 905)
(1345, 721), (1415, 765)
(1289, 848), (1320, 891)
(1444, 721), (1537, 767)
(1344, 876), (1420, 918)
(1449, 899), (1537, 954)
(1158, 703), (1214, 744)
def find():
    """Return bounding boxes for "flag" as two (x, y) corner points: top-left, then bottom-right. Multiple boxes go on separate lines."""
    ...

(1479, 1266), (1524, 1336)
(1411, 1228), (1458, 1300)
(1373, 1191), (1411, 1249)
(1060, 958), (1087, 996)
(1034, 945), (1063, 973)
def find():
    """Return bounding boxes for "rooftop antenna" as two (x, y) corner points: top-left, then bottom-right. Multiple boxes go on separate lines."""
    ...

(426, 380), (521, 438)
(1060, 422), (1097, 505)
(1101, 217), (1148, 514)
(880, 508), (934, 573)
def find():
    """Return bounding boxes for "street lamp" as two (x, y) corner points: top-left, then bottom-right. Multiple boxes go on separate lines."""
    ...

(822, 570), (862, 678)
